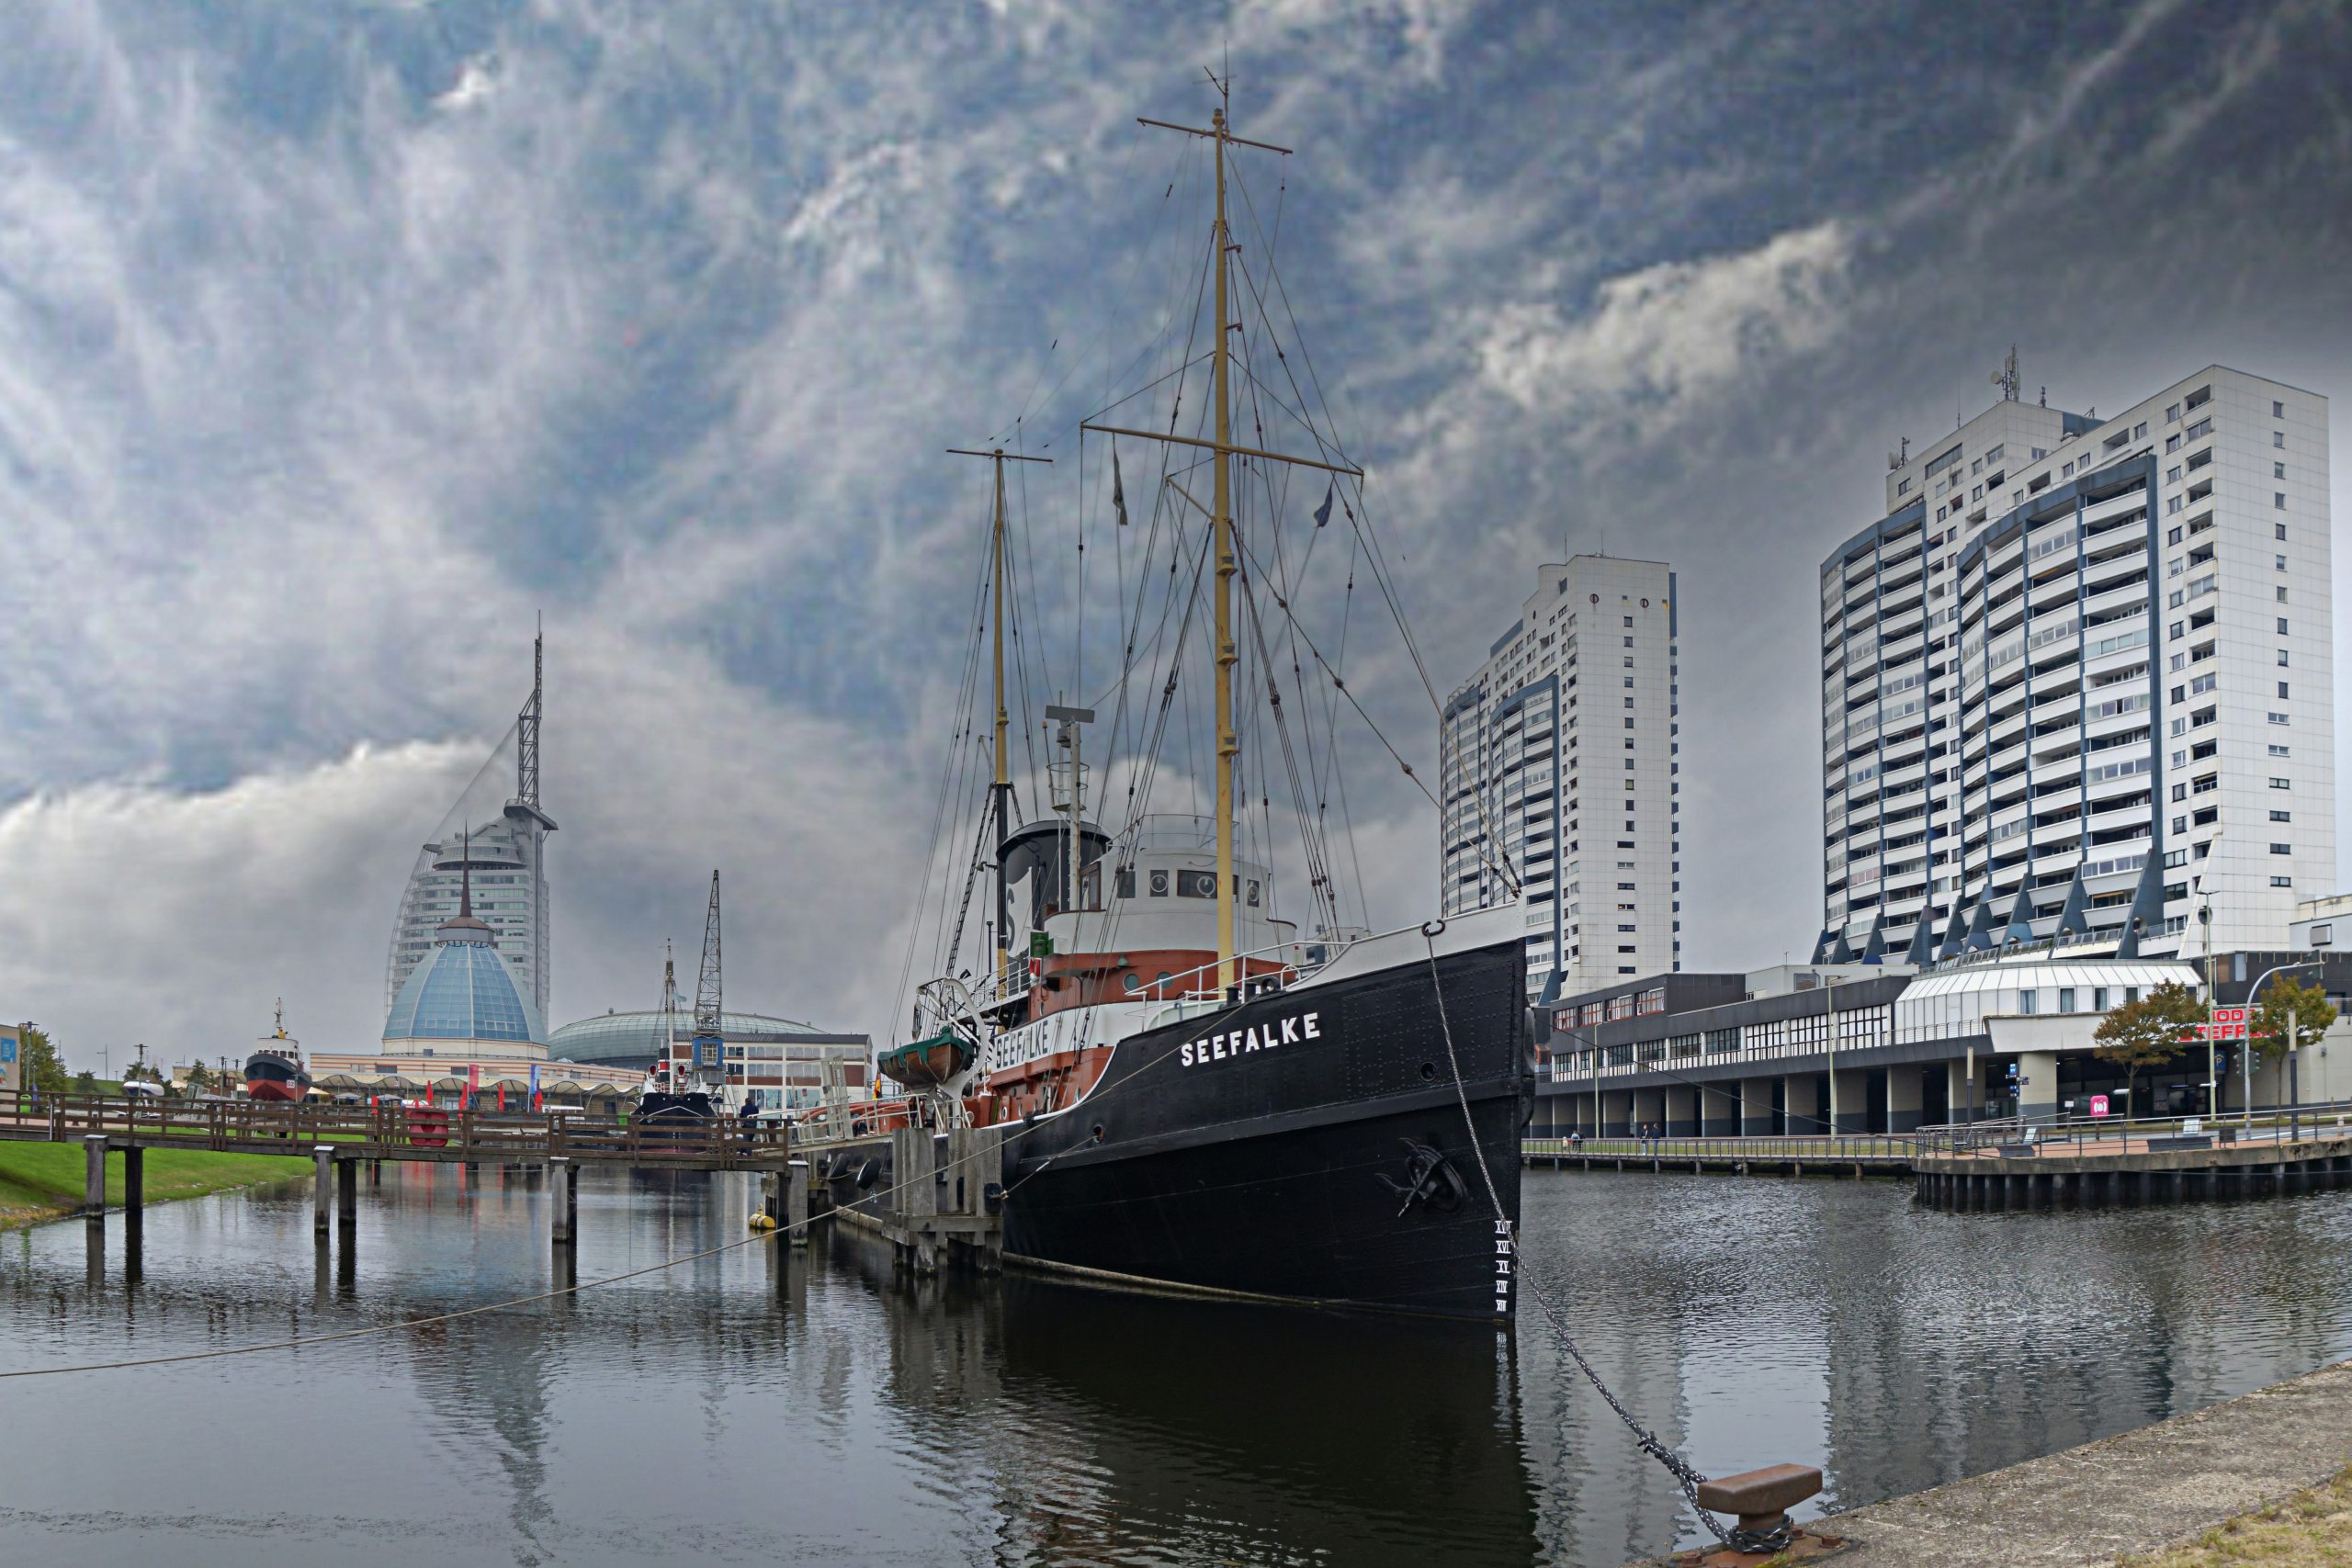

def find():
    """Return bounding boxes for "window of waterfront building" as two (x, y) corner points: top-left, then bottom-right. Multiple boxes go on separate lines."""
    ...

(2273, 843), (2293, 855)
(2275, 430), (2286, 448)
(2018, 989), (2037, 1014)
(2275, 400), (2286, 416)
(2093, 987), (2109, 1011)
(2059, 988), (2075, 1012)
(2277, 462), (2288, 479)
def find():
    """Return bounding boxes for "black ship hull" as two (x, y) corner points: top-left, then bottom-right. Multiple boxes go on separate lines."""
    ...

(1001, 920), (1531, 1321)
(244, 1052), (309, 1103)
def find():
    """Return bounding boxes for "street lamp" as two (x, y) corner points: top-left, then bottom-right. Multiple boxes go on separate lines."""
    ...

(2244, 960), (2323, 1134)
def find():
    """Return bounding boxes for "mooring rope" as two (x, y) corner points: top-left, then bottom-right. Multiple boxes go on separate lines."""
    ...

(1419, 922), (1780, 1555)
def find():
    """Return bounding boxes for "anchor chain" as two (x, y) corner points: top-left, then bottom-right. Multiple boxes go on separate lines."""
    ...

(1419, 923), (1777, 1555)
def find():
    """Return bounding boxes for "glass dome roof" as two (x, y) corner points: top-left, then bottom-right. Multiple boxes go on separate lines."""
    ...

(548, 1009), (829, 1066)
(383, 940), (548, 1043)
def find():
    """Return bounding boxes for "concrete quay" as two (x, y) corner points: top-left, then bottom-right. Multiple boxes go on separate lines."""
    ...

(1917, 1129), (2352, 1209)
(1623, 1355), (2352, 1566)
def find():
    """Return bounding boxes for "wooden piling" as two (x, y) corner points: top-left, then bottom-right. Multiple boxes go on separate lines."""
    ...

(83, 1134), (107, 1219)
(549, 1156), (577, 1245)
(336, 1156), (357, 1224)
(122, 1145), (143, 1216)
(786, 1158), (809, 1247)
(312, 1145), (335, 1235)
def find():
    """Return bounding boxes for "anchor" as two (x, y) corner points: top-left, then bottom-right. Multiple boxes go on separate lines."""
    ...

(1374, 1138), (1469, 1215)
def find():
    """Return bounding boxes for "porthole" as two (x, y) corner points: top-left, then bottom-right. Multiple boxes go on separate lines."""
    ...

(1123, 973), (1143, 992)
(1421, 1062), (1437, 1081)
(1149, 869), (1170, 897)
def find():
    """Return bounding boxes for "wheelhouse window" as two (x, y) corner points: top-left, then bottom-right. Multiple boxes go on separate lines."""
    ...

(1176, 870), (1216, 898)
(1149, 870), (1170, 897)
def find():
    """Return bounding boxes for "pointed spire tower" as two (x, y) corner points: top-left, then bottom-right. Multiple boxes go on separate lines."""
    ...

(381, 627), (557, 1032)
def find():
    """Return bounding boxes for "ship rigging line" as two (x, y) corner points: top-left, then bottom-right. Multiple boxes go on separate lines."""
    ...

(1419, 929), (1759, 1555)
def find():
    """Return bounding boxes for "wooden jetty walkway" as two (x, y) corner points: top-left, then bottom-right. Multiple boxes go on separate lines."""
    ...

(1521, 1134), (1916, 1179)
(3, 1094), (796, 1244)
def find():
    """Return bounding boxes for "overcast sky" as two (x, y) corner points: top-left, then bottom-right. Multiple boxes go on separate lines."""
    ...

(4, 0), (2349, 1071)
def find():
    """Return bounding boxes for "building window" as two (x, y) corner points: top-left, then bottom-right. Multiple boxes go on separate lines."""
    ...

(2271, 810), (2291, 823)
(2275, 431), (2286, 448)
(2270, 744), (2291, 757)
(2018, 989), (2037, 1015)
(2271, 776), (2291, 789)
(2277, 493), (2289, 510)
(2274, 400), (2286, 417)
(2279, 682), (2291, 698)
(2276, 462), (2288, 479)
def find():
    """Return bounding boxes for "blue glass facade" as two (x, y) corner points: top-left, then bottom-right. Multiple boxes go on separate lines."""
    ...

(382, 940), (548, 1043)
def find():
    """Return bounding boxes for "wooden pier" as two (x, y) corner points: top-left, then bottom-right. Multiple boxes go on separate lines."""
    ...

(1521, 1134), (1916, 1179)
(812, 1124), (1006, 1274)
(5, 1094), (797, 1253)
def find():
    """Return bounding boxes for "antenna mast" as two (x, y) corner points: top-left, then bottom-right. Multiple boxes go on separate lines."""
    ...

(517, 618), (543, 809)
(1087, 77), (1359, 996)
(1993, 345), (2021, 403)
(692, 872), (723, 1079)
(948, 445), (1052, 993)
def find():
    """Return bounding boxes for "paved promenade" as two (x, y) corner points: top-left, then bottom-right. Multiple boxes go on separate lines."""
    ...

(1625, 1355), (2352, 1565)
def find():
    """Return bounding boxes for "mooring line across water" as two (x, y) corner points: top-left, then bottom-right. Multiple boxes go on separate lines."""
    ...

(0, 982), (1276, 1382)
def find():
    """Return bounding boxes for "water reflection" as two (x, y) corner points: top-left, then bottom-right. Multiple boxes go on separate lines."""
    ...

(1, 1164), (2351, 1565)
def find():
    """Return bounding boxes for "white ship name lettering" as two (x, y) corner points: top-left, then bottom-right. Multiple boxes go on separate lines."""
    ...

(1178, 1010), (1320, 1067)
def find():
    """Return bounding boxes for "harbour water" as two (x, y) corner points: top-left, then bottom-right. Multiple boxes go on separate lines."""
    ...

(6, 1164), (2352, 1566)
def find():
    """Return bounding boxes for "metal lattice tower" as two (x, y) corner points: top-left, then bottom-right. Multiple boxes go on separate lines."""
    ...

(692, 872), (723, 1068)
(517, 619), (543, 809)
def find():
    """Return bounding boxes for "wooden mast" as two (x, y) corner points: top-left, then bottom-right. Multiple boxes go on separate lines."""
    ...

(1090, 78), (1359, 997)
(949, 445), (1051, 991)
(1209, 103), (1238, 995)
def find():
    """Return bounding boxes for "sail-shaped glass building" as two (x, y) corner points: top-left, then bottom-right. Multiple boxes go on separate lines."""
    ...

(383, 636), (555, 1035)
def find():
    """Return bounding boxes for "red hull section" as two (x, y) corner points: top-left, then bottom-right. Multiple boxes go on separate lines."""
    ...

(245, 1077), (307, 1102)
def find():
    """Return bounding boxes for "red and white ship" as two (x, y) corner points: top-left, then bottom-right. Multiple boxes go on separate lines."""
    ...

(244, 999), (311, 1102)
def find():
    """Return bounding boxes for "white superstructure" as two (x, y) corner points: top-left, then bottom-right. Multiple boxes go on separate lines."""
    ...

(1820, 366), (2332, 964)
(1441, 555), (1680, 999)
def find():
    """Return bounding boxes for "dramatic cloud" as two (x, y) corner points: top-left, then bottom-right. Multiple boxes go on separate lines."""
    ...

(1470, 220), (1856, 442)
(1, 0), (2347, 1070)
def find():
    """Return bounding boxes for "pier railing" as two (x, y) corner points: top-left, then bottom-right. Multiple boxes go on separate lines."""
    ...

(0, 1093), (794, 1168)
(1522, 1134), (1917, 1163)
(1913, 1101), (2352, 1160)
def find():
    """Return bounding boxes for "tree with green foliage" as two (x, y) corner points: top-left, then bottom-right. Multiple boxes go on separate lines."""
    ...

(72, 1068), (97, 1096)
(183, 1062), (213, 1096)
(2251, 973), (2336, 1068)
(2093, 981), (2204, 1116)
(15, 1024), (69, 1095)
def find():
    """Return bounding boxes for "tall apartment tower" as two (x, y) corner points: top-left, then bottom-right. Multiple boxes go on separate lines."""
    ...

(1818, 366), (2331, 966)
(1442, 555), (1681, 1000)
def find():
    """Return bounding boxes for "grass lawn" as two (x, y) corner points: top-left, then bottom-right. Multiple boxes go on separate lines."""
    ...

(2118, 1464), (2352, 1566)
(0, 1143), (311, 1227)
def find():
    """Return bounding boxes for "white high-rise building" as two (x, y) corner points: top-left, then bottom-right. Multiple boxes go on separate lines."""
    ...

(384, 635), (556, 1032)
(1819, 366), (2332, 965)
(1442, 555), (1680, 999)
